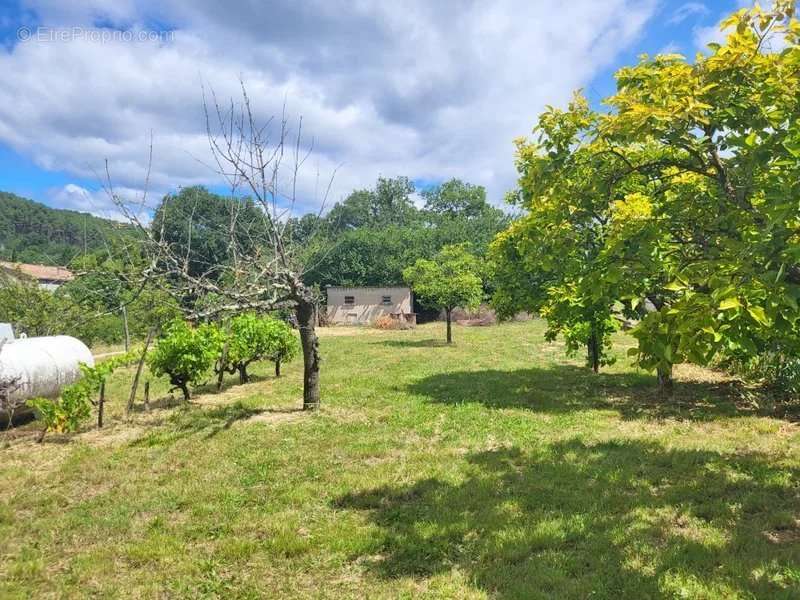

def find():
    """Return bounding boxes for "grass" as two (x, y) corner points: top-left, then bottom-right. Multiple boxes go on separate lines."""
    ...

(1, 320), (799, 599)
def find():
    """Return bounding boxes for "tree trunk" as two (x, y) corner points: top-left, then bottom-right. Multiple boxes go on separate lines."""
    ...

(588, 327), (600, 373)
(217, 325), (231, 392)
(445, 307), (453, 344)
(275, 359), (281, 377)
(296, 297), (321, 411)
(97, 381), (105, 428)
(657, 364), (674, 396)
(121, 305), (130, 353)
(239, 365), (248, 384)
(127, 328), (155, 414)
(174, 380), (191, 402)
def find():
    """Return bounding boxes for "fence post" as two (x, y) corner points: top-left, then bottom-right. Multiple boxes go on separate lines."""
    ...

(144, 380), (150, 412)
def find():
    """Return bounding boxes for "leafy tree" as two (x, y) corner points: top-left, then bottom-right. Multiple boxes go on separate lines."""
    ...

(306, 225), (435, 288)
(422, 178), (490, 218)
(266, 319), (300, 377)
(490, 97), (629, 372)
(148, 319), (224, 401)
(305, 177), (508, 294)
(220, 314), (299, 383)
(422, 179), (511, 261)
(325, 177), (418, 233)
(0, 278), (69, 337)
(492, 1), (800, 391)
(152, 186), (266, 280)
(404, 245), (483, 343)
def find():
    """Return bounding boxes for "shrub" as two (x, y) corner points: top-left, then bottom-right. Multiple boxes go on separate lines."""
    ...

(148, 320), (223, 400)
(220, 314), (299, 382)
(724, 351), (800, 401)
(28, 351), (137, 436)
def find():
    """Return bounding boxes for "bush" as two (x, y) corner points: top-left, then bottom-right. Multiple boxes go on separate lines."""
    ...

(220, 314), (299, 382)
(148, 320), (223, 400)
(28, 351), (138, 436)
(724, 351), (800, 400)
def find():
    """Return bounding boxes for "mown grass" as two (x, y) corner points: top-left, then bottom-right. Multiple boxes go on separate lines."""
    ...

(1, 320), (799, 599)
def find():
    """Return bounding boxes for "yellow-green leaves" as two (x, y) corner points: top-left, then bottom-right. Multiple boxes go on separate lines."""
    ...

(494, 0), (800, 385)
(719, 297), (742, 311)
(746, 305), (770, 326)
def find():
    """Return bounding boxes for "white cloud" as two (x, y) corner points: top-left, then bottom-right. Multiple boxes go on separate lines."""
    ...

(693, 22), (726, 50)
(668, 2), (710, 25)
(658, 41), (683, 54)
(694, 1), (790, 53)
(47, 183), (154, 222)
(2, 0), (658, 212)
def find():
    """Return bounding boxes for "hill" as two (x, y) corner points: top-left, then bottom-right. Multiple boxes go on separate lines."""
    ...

(0, 191), (135, 265)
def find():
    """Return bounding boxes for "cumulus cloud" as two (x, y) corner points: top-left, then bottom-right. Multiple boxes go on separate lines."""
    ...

(47, 182), (152, 222)
(2, 0), (658, 212)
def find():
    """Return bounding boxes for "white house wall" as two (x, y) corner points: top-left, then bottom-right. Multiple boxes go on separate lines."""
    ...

(326, 287), (412, 324)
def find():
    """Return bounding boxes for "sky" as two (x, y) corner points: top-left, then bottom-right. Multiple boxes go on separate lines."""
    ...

(0, 0), (746, 219)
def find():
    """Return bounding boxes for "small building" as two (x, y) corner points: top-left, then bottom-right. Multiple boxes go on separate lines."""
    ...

(0, 262), (74, 291)
(326, 286), (415, 325)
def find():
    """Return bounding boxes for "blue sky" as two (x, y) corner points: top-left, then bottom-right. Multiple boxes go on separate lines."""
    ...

(0, 0), (743, 217)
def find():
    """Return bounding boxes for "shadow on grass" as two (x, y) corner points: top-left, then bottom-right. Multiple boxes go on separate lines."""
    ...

(406, 365), (789, 422)
(335, 438), (800, 599)
(372, 339), (450, 348)
(193, 372), (276, 396)
(129, 401), (301, 446)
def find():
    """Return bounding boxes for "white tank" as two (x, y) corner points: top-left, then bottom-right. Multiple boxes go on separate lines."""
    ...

(0, 336), (95, 404)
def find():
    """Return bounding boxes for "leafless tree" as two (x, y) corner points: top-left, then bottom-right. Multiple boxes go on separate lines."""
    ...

(105, 82), (336, 410)
(0, 340), (24, 428)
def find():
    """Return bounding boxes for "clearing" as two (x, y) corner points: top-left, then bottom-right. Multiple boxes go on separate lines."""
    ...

(1, 320), (799, 599)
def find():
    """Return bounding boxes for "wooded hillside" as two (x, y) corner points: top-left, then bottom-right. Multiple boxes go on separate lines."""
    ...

(0, 191), (134, 265)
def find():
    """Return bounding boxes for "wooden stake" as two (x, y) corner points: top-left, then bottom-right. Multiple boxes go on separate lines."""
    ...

(127, 328), (155, 415)
(144, 381), (150, 412)
(98, 381), (105, 428)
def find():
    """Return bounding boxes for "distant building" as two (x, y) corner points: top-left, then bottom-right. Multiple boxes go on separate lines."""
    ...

(0, 261), (74, 291)
(326, 286), (415, 325)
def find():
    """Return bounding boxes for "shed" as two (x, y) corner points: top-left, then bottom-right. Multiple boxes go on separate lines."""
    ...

(326, 286), (415, 325)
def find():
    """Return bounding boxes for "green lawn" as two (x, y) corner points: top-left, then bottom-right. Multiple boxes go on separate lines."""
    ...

(1, 320), (799, 599)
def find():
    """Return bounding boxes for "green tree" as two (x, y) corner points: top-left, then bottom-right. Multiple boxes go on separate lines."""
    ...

(404, 245), (483, 344)
(422, 179), (510, 261)
(0, 278), (68, 337)
(492, 1), (800, 391)
(152, 186), (266, 280)
(148, 319), (224, 401)
(220, 314), (299, 383)
(325, 177), (418, 233)
(490, 96), (630, 372)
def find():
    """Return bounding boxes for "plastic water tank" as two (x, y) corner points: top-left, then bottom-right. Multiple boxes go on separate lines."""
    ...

(0, 336), (94, 404)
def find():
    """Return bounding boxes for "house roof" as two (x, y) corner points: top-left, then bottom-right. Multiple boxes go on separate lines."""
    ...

(0, 261), (74, 282)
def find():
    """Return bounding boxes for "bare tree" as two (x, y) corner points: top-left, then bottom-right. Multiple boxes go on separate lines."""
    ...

(0, 340), (24, 429)
(105, 82), (336, 410)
